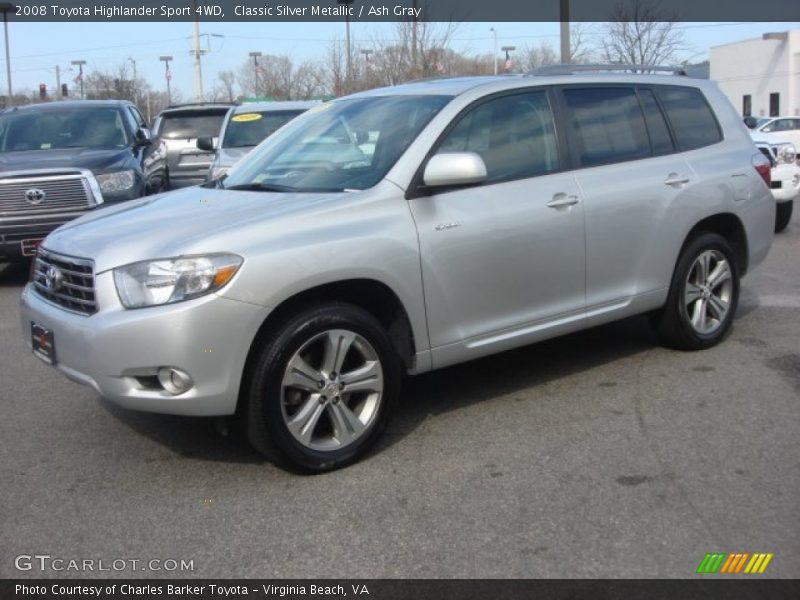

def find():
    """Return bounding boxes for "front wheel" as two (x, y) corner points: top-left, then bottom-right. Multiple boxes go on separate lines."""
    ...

(775, 200), (793, 233)
(244, 303), (401, 472)
(652, 232), (740, 350)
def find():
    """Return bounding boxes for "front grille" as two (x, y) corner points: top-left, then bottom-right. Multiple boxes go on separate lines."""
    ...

(32, 249), (97, 315)
(0, 173), (95, 216)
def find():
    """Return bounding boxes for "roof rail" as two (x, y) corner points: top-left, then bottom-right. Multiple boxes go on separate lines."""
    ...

(526, 64), (688, 77)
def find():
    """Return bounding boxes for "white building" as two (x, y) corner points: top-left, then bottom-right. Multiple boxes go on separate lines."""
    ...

(710, 30), (800, 118)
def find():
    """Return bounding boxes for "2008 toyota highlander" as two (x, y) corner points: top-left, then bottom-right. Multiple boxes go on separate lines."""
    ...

(20, 68), (775, 471)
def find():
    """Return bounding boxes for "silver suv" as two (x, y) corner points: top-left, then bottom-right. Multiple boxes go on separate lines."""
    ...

(20, 69), (775, 471)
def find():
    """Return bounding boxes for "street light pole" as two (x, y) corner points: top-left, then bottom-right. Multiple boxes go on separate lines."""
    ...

(191, 0), (204, 102)
(249, 51), (262, 99)
(490, 27), (498, 76)
(159, 56), (173, 105)
(71, 60), (86, 99)
(337, 0), (354, 92)
(0, 3), (15, 107)
(559, 0), (571, 64)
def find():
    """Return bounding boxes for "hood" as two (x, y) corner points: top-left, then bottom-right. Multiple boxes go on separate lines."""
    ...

(0, 146), (134, 174)
(218, 147), (251, 168)
(43, 185), (351, 273)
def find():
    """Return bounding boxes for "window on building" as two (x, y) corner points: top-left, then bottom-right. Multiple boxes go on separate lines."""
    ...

(769, 93), (780, 117)
(743, 95), (752, 117)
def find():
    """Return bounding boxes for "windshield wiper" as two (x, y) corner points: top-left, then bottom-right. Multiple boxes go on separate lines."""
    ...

(224, 182), (297, 193)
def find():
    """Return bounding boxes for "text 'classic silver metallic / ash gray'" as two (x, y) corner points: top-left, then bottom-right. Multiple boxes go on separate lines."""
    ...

(20, 70), (775, 471)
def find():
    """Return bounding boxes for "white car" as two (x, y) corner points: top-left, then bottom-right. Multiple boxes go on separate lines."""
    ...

(749, 130), (798, 232)
(753, 116), (800, 150)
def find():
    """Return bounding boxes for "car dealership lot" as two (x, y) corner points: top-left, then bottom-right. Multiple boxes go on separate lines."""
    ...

(1, 217), (798, 579)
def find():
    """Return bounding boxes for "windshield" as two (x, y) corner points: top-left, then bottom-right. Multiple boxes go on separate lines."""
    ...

(222, 95), (451, 193)
(158, 110), (227, 139)
(222, 110), (307, 148)
(0, 107), (129, 152)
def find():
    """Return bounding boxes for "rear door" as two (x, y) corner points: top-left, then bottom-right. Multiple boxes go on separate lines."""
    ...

(559, 85), (695, 312)
(158, 109), (228, 187)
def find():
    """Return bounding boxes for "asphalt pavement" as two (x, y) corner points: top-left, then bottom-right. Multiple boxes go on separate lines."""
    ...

(1, 212), (798, 579)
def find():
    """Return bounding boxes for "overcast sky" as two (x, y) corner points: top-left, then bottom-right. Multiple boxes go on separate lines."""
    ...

(3, 21), (799, 98)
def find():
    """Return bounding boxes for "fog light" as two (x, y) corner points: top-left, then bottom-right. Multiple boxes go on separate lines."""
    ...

(157, 367), (193, 395)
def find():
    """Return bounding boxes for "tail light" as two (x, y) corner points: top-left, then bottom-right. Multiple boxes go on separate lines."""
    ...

(752, 152), (771, 188)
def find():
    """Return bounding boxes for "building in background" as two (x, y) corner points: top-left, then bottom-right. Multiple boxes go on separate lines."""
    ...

(710, 30), (799, 118)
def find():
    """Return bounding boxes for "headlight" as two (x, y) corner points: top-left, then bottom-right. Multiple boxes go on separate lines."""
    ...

(113, 254), (243, 309)
(775, 143), (797, 165)
(96, 170), (136, 193)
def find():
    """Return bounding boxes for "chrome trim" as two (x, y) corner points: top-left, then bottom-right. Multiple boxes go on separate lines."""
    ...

(0, 168), (105, 206)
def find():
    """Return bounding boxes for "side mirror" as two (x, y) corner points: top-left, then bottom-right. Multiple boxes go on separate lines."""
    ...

(743, 116), (758, 130)
(134, 127), (152, 146)
(196, 137), (215, 152)
(423, 152), (487, 188)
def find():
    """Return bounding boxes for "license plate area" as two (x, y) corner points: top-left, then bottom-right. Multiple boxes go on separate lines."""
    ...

(21, 239), (43, 257)
(31, 322), (56, 365)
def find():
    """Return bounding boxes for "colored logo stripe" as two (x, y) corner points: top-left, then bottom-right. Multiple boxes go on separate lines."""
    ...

(697, 553), (773, 574)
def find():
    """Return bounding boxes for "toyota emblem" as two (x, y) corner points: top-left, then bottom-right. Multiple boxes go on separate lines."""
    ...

(25, 188), (46, 205)
(44, 265), (63, 291)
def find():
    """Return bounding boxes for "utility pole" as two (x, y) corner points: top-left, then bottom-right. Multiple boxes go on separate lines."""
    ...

(490, 27), (498, 75)
(559, 0), (571, 64)
(249, 51), (262, 99)
(191, 0), (204, 102)
(71, 60), (86, 99)
(55, 65), (60, 101)
(337, 0), (354, 92)
(128, 57), (137, 105)
(159, 55), (173, 105)
(0, 2), (14, 107)
(411, 0), (418, 75)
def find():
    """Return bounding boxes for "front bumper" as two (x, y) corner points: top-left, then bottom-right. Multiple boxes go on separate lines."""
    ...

(20, 273), (269, 416)
(0, 212), (90, 260)
(770, 163), (800, 203)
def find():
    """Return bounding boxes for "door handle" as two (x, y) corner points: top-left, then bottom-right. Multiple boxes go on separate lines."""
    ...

(547, 193), (580, 209)
(664, 173), (690, 187)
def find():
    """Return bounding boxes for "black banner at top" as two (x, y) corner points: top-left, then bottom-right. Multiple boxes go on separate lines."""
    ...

(5, 0), (800, 22)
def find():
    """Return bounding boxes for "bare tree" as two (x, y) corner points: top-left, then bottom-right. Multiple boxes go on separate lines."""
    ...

(600, 0), (685, 70)
(210, 70), (237, 103)
(238, 54), (325, 100)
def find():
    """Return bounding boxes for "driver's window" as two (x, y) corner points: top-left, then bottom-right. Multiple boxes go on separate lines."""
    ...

(437, 91), (559, 183)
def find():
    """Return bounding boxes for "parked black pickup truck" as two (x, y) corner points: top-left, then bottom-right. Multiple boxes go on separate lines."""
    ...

(0, 100), (152, 262)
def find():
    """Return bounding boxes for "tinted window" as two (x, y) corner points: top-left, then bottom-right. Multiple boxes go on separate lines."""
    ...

(158, 111), (227, 139)
(656, 87), (722, 151)
(637, 89), (674, 155)
(222, 110), (306, 148)
(439, 91), (559, 182)
(562, 87), (650, 167)
(0, 107), (129, 152)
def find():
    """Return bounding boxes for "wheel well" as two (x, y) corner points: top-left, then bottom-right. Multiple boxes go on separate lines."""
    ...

(244, 279), (417, 376)
(685, 213), (749, 275)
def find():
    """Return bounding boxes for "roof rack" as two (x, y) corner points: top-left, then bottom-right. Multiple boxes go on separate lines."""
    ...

(526, 64), (688, 77)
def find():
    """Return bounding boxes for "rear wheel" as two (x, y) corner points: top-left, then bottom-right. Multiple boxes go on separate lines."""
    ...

(244, 303), (401, 472)
(775, 200), (793, 233)
(652, 232), (740, 350)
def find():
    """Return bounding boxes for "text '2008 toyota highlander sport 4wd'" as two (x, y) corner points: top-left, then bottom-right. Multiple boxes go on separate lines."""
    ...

(20, 67), (775, 472)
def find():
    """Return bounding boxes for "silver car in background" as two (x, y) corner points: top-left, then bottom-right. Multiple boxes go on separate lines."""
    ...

(21, 70), (775, 472)
(199, 101), (320, 181)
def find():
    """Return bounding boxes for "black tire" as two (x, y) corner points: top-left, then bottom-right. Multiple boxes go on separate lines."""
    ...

(775, 200), (793, 233)
(651, 232), (740, 351)
(243, 302), (402, 473)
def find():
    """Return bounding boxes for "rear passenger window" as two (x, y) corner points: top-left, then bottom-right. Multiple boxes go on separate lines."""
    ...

(438, 91), (560, 182)
(562, 87), (650, 167)
(655, 87), (722, 151)
(637, 89), (674, 155)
